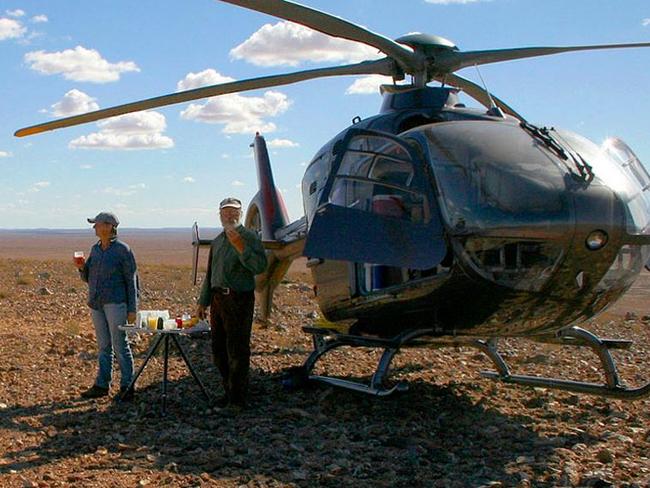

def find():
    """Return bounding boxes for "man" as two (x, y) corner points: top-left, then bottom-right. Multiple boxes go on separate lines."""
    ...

(196, 197), (267, 409)
(74, 211), (138, 401)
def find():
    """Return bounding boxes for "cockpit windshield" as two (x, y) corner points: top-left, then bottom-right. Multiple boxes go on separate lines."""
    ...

(413, 120), (571, 237)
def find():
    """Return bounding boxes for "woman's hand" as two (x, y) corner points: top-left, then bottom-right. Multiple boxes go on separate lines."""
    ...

(127, 312), (136, 324)
(73, 256), (85, 270)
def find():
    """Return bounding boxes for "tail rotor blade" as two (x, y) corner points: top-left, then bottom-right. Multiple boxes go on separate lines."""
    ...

(192, 222), (200, 286)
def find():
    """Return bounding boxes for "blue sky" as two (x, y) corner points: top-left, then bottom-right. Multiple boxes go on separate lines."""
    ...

(1, 0), (649, 229)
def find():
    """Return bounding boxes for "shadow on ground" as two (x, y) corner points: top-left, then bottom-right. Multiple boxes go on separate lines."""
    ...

(0, 340), (604, 487)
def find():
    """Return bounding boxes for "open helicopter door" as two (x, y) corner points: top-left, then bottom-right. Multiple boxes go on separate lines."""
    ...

(304, 128), (446, 271)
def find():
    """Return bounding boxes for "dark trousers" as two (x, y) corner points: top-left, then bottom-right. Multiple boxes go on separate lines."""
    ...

(209, 290), (255, 406)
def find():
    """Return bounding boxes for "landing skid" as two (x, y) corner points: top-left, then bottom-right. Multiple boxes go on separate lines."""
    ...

(480, 326), (650, 400)
(297, 327), (437, 396)
(295, 325), (650, 400)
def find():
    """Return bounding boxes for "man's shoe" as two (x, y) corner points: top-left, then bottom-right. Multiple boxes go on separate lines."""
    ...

(80, 384), (109, 399)
(118, 386), (135, 402)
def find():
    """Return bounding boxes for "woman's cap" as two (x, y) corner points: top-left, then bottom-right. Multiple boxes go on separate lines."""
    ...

(87, 211), (119, 226)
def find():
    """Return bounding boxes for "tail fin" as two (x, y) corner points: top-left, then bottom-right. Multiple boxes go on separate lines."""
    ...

(245, 133), (304, 321)
(248, 132), (290, 240)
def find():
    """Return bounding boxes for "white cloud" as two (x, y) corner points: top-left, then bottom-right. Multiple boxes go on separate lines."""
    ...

(6, 9), (24, 17)
(29, 181), (50, 192)
(0, 17), (26, 40)
(181, 90), (290, 134)
(425, 0), (489, 3)
(0, 151), (11, 158)
(69, 111), (174, 150)
(31, 14), (48, 23)
(643, 18), (650, 27)
(96, 111), (167, 134)
(24, 46), (140, 83)
(230, 21), (381, 67)
(51, 89), (99, 117)
(177, 69), (291, 134)
(231, 180), (245, 187)
(79, 164), (93, 169)
(176, 69), (235, 91)
(183, 176), (195, 183)
(346, 75), (396, 95)
(267, 138), (299, 148)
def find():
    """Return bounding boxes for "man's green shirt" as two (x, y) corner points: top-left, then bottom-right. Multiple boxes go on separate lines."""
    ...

(198, 225), (267, 306)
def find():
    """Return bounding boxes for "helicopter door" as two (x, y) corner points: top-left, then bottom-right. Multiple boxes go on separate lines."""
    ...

(304, 129), (446, 270)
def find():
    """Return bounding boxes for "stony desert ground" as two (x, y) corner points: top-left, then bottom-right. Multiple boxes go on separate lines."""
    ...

(0, 229), (649, 487)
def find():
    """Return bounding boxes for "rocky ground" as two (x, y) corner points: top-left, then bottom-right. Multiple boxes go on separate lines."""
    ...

(0, 257), (649, 487)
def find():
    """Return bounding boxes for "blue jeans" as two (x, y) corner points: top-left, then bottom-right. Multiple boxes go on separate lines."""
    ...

(90, 303), (134, 389)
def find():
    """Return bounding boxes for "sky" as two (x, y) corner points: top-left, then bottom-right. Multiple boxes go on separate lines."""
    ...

(0, 0), (649, 229)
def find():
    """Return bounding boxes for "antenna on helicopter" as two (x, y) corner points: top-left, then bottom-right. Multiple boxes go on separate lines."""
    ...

(474, 64), (504, 118)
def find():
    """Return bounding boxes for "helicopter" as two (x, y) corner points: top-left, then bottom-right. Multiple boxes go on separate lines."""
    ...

(15, 0), (650, 399)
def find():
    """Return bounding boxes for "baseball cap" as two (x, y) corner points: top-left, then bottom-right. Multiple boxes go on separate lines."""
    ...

(219, 197), (242, 210)
(87, 211), (120, 227)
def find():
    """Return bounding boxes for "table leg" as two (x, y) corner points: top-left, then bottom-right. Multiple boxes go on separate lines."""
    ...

(121, 333), (164, 401)
(161, 334), (170, 416)
(170, 334), (212, 404)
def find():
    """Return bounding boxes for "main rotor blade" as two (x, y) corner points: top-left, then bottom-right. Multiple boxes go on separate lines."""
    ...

(440, 73), (524, 121)
(440, 42), (650, 73)
(15, 58), (395, 137)
(219, 0), (416, 71)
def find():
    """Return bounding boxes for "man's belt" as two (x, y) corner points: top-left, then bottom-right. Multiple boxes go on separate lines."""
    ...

(212, 286), (231, 295)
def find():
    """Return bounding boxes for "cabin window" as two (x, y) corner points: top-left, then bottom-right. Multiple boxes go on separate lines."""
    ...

(302, 153), (332, 221)
(327, 135), (429, 224)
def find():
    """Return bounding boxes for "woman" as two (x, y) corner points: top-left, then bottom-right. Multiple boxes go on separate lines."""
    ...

(74, 211), (138, 401)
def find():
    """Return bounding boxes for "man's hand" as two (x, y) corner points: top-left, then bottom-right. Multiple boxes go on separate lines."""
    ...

(225, 228), (245, 254)
(127, 312), (136, 324)
(196, 304), (207, 320)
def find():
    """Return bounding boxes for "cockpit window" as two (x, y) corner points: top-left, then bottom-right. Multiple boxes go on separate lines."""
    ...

(328, 135), (428, 224)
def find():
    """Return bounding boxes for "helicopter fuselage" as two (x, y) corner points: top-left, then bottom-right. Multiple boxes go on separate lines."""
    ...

(301, 86), (650, 338)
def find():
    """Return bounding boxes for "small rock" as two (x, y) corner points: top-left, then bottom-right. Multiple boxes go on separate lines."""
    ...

(37, 287), (53, 296)
(37, 272), (51, 280)
(0, 403), (8, 409)
(595, 448), (614, 464)
(580, 476), (613, 487)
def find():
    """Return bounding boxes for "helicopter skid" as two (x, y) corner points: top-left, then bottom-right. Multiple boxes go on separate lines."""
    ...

(296, 327), (437, 396)
(479, 326), (650, 400)
(296, 325), (650, 400)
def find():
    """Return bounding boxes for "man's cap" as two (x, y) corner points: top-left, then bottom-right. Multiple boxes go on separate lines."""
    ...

(219, 197), (242, 210)
(87, 211), (119, 227)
